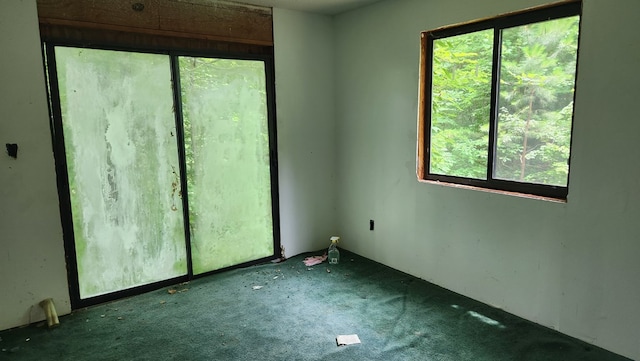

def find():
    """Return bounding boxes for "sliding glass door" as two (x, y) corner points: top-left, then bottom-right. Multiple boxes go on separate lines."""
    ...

(47, 45), (279, 306)
(180, 57), (274, 274)
(54, 47), (187, 299)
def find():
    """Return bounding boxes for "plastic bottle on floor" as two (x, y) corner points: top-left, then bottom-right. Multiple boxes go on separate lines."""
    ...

(328, 236), (340, 264)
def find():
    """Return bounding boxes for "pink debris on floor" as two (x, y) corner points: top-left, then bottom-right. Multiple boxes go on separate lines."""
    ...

(303, 254), (327, 266)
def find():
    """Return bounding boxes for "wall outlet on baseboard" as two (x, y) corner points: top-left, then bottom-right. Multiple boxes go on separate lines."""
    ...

(369, 219), (374, 231)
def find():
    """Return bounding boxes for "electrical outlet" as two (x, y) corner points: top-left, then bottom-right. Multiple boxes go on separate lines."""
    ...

(369, 220), (374, 231)
(6, 143), (18, 159)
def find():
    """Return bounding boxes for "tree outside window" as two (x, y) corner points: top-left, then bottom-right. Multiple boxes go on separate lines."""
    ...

(419, 1), (581, 200)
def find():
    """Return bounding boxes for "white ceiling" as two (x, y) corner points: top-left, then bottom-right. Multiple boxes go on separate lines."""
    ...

(229, 0), (383, 15)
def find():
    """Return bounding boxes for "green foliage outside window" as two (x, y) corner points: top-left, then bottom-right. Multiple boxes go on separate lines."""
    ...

(427, 6), (580, 195)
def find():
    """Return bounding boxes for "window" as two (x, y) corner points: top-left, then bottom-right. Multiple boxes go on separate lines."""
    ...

(418, 1), (581, 200)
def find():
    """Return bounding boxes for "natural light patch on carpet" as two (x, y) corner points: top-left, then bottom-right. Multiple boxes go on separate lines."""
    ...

(467, 311), (506, 329)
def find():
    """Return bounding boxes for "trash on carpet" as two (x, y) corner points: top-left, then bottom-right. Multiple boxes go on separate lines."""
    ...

(252, 285), (263, 290)
(168, 287), (189, 294)
(336, 334), (361, 346)
(303, 254), (327, 266)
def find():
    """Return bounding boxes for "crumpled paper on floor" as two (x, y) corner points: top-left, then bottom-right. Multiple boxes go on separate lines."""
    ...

(336, 334), (361, 346)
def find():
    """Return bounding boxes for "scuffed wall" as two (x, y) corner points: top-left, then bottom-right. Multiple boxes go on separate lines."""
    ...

(273, 8), (338, 257)
(0, 0), (70, 329)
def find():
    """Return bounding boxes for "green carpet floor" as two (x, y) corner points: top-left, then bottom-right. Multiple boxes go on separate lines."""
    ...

(0, 250), (631, 361)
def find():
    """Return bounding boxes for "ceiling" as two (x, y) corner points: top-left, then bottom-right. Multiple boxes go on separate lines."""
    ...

(229, 0), (383, 15)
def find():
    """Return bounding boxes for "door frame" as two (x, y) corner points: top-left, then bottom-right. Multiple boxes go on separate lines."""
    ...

(43, 41), (281, 309)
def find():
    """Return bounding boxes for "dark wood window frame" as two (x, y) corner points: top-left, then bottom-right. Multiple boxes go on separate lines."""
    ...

(417, 0), (582, 201)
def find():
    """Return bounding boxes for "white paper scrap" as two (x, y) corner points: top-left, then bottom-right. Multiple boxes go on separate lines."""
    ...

(336, 334), (361, 346)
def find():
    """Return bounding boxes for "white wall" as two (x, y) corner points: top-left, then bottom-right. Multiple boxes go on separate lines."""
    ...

(0, 0), (71, 330)
(334, 0), (640, 359)
(273, 8), (338, 257)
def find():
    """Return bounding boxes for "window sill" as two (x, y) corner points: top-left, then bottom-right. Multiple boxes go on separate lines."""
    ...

(417, 178), (567, 203)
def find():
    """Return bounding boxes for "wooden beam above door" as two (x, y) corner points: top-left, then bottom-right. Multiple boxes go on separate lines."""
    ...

(37, 0), (273, 51)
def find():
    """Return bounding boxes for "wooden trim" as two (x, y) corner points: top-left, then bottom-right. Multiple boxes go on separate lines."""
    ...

(416, 32), (428, 180)
(158, 0), (272, 45)
(39, 18), (273, 47)
(37, 0), (273, 50)
(418, 179), (567, 203)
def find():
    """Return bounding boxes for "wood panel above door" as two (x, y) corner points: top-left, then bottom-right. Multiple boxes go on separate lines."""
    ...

(37, 0), (273, 53)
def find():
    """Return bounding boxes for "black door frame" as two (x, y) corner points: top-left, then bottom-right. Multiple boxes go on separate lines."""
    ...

(43, 41), (281, 309)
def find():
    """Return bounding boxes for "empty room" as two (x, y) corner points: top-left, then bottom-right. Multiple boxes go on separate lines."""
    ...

(1, 0), (639, 360)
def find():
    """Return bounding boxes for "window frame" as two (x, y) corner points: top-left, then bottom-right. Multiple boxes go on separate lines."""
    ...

(43, 41), (281, 309)
(417, 0), (582, 200)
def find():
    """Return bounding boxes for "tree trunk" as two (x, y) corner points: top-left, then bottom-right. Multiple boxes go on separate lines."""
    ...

(520, 88), (535, 181)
